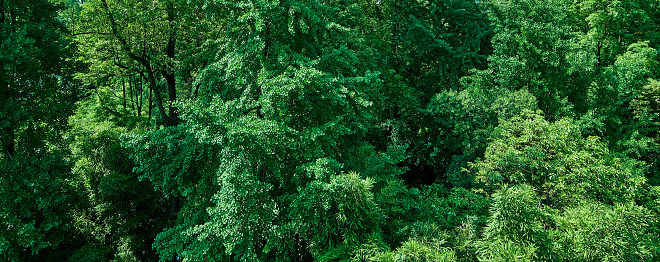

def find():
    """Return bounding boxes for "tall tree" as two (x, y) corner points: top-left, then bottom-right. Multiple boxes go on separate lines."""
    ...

(125, 0), (409, 260)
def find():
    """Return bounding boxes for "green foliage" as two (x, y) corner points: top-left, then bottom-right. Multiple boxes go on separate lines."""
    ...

(362, 238), (457, 262)
(0, 152), (78, 261)
(0, 0), (83, 260)
(373, 180), (490, 262)
(630, 79), (660, 184)
(477, 240), (537, 262)
(449, 219), (481, 262)
(472, 110), (657, 261)
(122, 1), (401, 260)
(552, 201), (652, 261)
(390, 0), (492, 88)
(125, 125), (219, 197)
(68, 243), (112, 262)
(427, 86), (538, 187)
(0, 0), (79, 159)
(293, 172), (383, 260)
(350, 0), (494, 185)
(67, 96), (169, 261)
(472, 110), (645, 206)
(631, 78), (660, 121)
(476, 184), (547, 261)
(484, 0), (578, 118)
(584, 42), (660, 170)
(571, 0), (659, 67)
(142, 97), (388, 261)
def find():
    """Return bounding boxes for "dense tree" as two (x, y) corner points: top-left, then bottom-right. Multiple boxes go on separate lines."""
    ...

(0, 0), (78, 161)
(0, 0), (82, 260)
(476, 184), (547, 261)
(471, 110), (654, 260)
(125, 0), (400, 260)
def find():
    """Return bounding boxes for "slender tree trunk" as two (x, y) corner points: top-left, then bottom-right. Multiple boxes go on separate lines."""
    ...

(596, 40), (602, 68)
(130, 74), (136, 115)
(163, 1), (177, 127)
(185, 69), (195, 100)
(168, 196), (179, 220)
(122, 77), (128, 109)
(0, 58), (13, 160)
(133, 59), (168, 124)
(144, 65), (169, 125)
(130, 76), (135, 112)
(147, 73), (153, 120)
(3, 126), (14, 160)
(136, 74), (142, 116)
(193, 83), (200, 99)
(163, 1), (179, 222)
(163, 71), (176, 126)
(264, 20), (270, 59)
(0, 82), (13, 157)
(392, 2), (400, 56)
(9, 2), (15, 32)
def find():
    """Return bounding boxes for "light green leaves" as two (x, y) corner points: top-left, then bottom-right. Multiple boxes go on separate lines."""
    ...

(472, 110), (644, 206)
(471, 110), (655, 261)
(292, 172), (382, 260)
(553, 201), (652, 261)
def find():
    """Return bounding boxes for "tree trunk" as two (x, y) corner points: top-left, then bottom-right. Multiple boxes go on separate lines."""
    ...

(144, 65), (169, 125)
(147, 73), (153, 120)
(9, 1), (15, 32)
(164, 1), (180, 221)
(3, 126), (14, 160)
(0, 60), (13, 160)
(168, 196), (179, 220)
(163, 1), (177, 127)
(100, 0), (168, 124)
(392, 2), (400, 56)
(122, 77), (127, 109)
(596, 40), (602, 68)
(264, 20), (270, 59)
(136, 74), (142, 116)
(163, 71), (177, 126)
(193, 83), (200, 100)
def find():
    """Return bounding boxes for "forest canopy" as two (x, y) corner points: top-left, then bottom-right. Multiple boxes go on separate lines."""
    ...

(2, 0), (660, 261)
